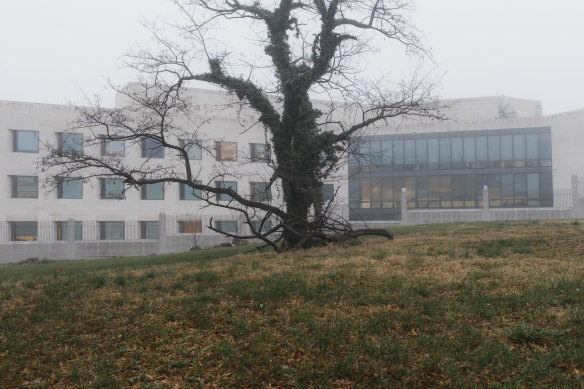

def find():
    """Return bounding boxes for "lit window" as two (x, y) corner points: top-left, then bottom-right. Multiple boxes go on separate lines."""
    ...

(214, 221), (237, 233)
(12, 176), (38, 198)
(58, 178), (83, 199)
(250, 143), (270, 162)
(58, 133), (83, 155)
(13, 130), (39, 153)
(216, 181), (237, 201)
(11, 222), (38, 241)
(180, 181), (202, 200)
(101, 137), (125, 157)
(181, 139), (202, 160)
(215, 141), (237, 161)
(98, 221), (125, 240)
(249, 220), (272, 233)
(141, 183), (164, 200)
(179, 221), (202, 233)
(100, 178), (125, 200)
(142, 138), (164, 158)
(140, 221), (159, 239)
(250, 182), (271, 202)
(55, 221), (83, 241)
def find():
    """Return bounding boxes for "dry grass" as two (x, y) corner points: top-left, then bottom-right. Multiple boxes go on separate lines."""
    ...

(1, 220), (584, 387)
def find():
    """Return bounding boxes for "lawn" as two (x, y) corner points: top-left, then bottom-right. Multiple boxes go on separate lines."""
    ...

(1, 220), (583, 387)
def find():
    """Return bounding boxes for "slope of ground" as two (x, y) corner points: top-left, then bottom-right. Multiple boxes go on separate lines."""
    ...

(1, 220), (583, 387)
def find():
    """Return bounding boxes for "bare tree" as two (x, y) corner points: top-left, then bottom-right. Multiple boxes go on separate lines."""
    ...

(42, 0), (441, 251)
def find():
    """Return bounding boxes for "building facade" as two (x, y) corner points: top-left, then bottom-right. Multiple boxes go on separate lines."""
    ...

(1, 88), (584, 257)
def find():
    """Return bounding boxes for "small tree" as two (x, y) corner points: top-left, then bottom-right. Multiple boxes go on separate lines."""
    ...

(42, 0), (441, 251)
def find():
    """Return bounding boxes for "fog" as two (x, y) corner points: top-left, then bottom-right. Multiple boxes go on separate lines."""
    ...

(1, 0), (583, 114)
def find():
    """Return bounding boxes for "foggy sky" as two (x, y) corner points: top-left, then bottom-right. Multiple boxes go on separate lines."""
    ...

(1, 0), (583, 115)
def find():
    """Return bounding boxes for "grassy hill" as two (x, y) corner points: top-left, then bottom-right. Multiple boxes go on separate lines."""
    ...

(1, 220), (583, 387)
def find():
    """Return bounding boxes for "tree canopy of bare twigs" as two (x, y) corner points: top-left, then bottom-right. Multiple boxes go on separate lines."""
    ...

(42, 0), (442, 251)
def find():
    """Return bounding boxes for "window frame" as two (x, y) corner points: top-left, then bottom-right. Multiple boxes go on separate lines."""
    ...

(180, 181), (203, 200)
(100, 178), (125, 200)
(142, 138), (165, 159)
(141, 183), (165, 200)
(214, 220), (238, 234)
(140, 221), (159, 239)
(215, 141), (237, 161)
(250, 143), (270, 162)
(101, 136), (125, 157)
(216, 181), (238, 201)
(250, 182), (272, 202)
(98, 221), (125, 240)
(12, 130), (39, 153)
(178, 220), (203, 233)
(58, 132), (83, 155)
(180, 139), (202, 160)
(57, 178), (83, 199)
(12, 176), (38, 198)
(10, 221), (38, 241)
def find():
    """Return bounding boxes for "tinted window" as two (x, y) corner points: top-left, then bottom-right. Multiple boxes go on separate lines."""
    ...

(13, 130), (39, 153)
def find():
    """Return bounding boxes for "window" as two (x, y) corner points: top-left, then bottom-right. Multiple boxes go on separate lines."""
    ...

(101, 137), (125, 157)
(179, 221), (202, 233)
(216, 141), (237, 161)
(100, 178), (125, 199)
(216, 181), (237, 201)
(250, 182), (271, 202)
(321, 184), (334, 202)
(180, 181), (202, 200)
(181, 139), (202, 160)
(250, 220), (272, 233)
(58, 178), (83, 199)
(12, 176), (38, 198)
(140, 221), (159, 239)
(250, 143), (270, 162)
(58, 133), (83, 155)
(142, 138), (165, 158)
(214, 220), (237, 233)
(141, 183), (164, 200)
(99, 221), (125, 240)
(55, 221), (83, 241)
(11, 222), (38, 241)
(13, 130), (39, 153)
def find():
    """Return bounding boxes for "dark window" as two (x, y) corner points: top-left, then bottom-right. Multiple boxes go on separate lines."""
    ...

(214, 221), (237, 233)
(140, 221), (159, 239)
(58, 133), (83, 155)
(181, 139), (202, 160)
(142, 138), (164, 158)
(216, 141), (237, 161)
(321, 184), (334, 202)
(141, 183), (164, 200)
(101, 137), (125, 157)
(250, 182), (271, 202)
(58, 178), (83, 199)
(99, 221), (125, 240)
(250, 143), (270, 162)
(100, 178), (125, 199)
(250, 220), (272, 233)
(13, 130), (39, 153)
(12, 176), (38, 198)
(179, 221), (202, 233)
(180, 181), (202, 200)
(56, 221), (83, 241)
(216, 181), (237, 201)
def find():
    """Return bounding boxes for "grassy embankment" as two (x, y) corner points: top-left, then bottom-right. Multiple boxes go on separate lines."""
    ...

(1, 220), (584, 387)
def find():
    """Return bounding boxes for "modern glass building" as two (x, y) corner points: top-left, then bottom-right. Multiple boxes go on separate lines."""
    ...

(349, 127), (553, 220)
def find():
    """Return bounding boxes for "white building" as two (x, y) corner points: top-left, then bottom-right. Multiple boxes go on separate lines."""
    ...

(1, 87), (583, 261)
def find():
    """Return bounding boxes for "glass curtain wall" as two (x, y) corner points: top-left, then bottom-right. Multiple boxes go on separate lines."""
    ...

(349, 127), (553, 220)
